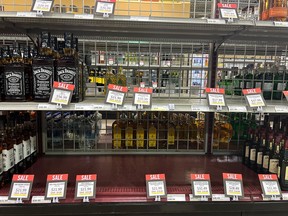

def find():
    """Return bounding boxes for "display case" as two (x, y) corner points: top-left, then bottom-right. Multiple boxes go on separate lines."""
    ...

(2, 0), (288, 215)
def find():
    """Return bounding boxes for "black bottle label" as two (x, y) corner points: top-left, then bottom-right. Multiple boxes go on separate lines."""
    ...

(33, 66), (54, 96)
(56, 66), (77, 95)
(5, 71), (24, 96)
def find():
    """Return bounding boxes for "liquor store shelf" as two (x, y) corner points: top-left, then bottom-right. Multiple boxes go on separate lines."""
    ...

(1, 98), (288, 112)
(1, 155), (288, 216)
(1, 13), (288, 44)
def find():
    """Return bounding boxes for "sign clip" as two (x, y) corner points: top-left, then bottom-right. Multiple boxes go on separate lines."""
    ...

(154, 195), (161, 202)
(201, 196), (208, 201)
(83, 196), (89, 203)
(232, 195), (239, 201)
(56, 104), (63, 109)
(52, 197), (59, 203)
(16, 198), (23, 204)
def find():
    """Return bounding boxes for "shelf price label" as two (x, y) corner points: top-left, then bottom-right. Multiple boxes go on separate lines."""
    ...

(94, 0), (116, 16)
(75, 174), (97, 199)
(133, 87), (153, 107)
(105, 84), (128, 106)
(145, 174), (167, 199)
(31, 0), (54, 12)
(223, 173), (244, 198)
(217, 3), (239, 20)
(243, 88), (266, 108)
(206, 88), (226, 108)
(8, 175), (34, 200)
(45, 174), (68, 200)
(190, 174), (212, 198)
(49, 82), (75, 106)
(258, 174), (282, 198)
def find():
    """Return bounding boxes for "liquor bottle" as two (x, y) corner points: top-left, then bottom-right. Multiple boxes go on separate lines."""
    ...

(262, 138), (273, 174)
(13, 113), (25, 173)
(279, 139), (288, 190)
(0, 48), (4, 101)
(148, 113), (157, 149)
(116, 67), (127, 87)
(0, 117), (4, 186)
(3, 44), (31, 101)
(167, 113), (176, 149)
(104, 67), (116, 95)
(256, 137), (266, 173)
(243, 131), (252, 166)
(158, 112), (167, 149)
(29, 112), (37, 164)
(249, 132), (258, 170)
(234, 69), (244, 96)
(273, 65), (287, 100)
(22, 113), (32, 168)
(56, 32), (83, 102)
(125, 112), (134, 149)
(135, 112), (145, 149)
(244, 65), (254, 89)
(262, 65), (275, 100)
(269, 141), (281, 174)
(32, 32), (55, 101)
(112, 112), (123, 149)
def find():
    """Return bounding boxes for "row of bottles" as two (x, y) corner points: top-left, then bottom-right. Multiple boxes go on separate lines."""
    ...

(219, 63), (288, 100)
(242, 114), (288, 190)
(112, 111), (205, 150)
(260, 0), (288, 21)
(0, 31), (84, 102)
(0, 111), (37, 187)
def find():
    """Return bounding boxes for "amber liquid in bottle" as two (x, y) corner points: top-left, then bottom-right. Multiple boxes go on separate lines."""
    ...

(125, 112), (134, 149)
(136, 112), (145, 149)
(167, 113), (176, 149)
(148, 113), (157, 149)
(112, 112), (123, 149)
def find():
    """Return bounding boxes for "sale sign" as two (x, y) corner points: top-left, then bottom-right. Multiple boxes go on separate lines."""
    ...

(242, 88), (266, 108)
(133, 87), (153, 107)
(190, 174), (212, 198)
(223, 173), (244, 198)
(105, 84), (128, 106)
(8, 175), (34, 200)
(206, 88), (226, 107)
(75, 174), (97, 199)
(94, 0), (116, 15)
(45, 174), (68, 200)
(145, 174), (167, 199)
(258, 174), (282, 198)
(32, 0), (54, 12)
(49, 82), (75, 105)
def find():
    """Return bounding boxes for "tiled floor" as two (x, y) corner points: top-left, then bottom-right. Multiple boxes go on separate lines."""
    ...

(0, 155), (262, 203)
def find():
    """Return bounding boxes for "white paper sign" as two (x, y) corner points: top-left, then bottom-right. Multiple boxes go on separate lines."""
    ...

(208, 94), (226, 106)
(212, 194), (230, 201)
(191, 106), (209, 112)
(246, 94), (266, 107)
(207, 19), (226, 24)
(33, 0), (53, 12)
(167, 194), (186, 201)
(225, 180), (243, 196)
(262, 181), (281, 196)
(106, 91), (125, 105)
(76, 182), (95, 198)
(46, 182), (66, 198)
(148, 181), (166, 197)
(10, 182), (31, 199)
(32, 196), (52, 203)
(220, 8), (238, 19)
(50, 89), (72, 105)
(0, 196), (16, 204)
(134, 93), (151, 106)
(274, 21), (288, 27)
(96, 2), (114, 14)
(16, 12), (37, 17)
(275, 105), (288, 112)
(193, 181), (211, 196)
(74, 14), (94, 19)
(228, 105), (247, 112)
(151, 105), (169, 111)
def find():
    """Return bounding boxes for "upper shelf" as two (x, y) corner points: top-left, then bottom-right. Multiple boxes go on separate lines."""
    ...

(1, 12), (288, 44)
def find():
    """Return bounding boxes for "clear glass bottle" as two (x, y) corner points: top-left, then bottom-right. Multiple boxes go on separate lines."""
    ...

(125, 112), (134, 149)
(135, 112), (145, 149)
(148, 112), (157, 149)
(112, 112), (124, 149)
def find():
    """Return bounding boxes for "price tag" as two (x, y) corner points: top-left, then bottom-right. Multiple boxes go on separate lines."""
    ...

(152, 82), (157, 88)
(168, 104), (175, 110)
(223, 173), (244, 198)
(140, 82), (145, 88)
(75, 104), (94, 110)
(32, 0), (53, 12)
(16, 12), (37, 17)
(206, 88), (226, 107)
(243, 88), (266, 108)
(167, 194), (186, 201)
(189, 194), (202, 201)
(212, 194), (230, 201)
(191, 106), (209, 112)
(95, 0), (116, 15)
(282, 193), (288, 200)
(151, 105), (169, 111)
(0, 196), (16, 204)
(130, 16), (150, 21)
(228, 105), (247, 112)
(105, 84), (128, 106)
(275, 105), (288, 112)
(258, 174), (281, 198)
(75, 174), (97, 199)
(8, 175), (34, 200)
(31, 196), (51, 203)
(274, 21), (288, 27)
(145, 174), (167, 199)
(207, 19), (226, 24)
(93, 105), (104, 110)
(45, 174), (68, 200)
(49, 82), (75, 106)
(74, 14), (94, 19)
(191, 174), (212, 197)
(219, 8), (238, 19)
(38, 103), (51, 109)
(133, 87), (153, 107)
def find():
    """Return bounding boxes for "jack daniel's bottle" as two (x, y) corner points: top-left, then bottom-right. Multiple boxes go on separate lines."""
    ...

(32, 32), (55, 101)
(0, 48), (4, 101)
(56, 33), (83, 102)
(3, 44), (31, 101)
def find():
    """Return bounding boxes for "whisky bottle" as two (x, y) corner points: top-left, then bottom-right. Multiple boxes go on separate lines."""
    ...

(29, 112), (37, 164)
(167, 113), (176, 149)
(263, 65), (275, 100)
(148, 113), (157, 149)
(4, 45), (31, 101)
(158, 112), (167, 149)
(0, 48), (4, 101)
(135, 112), (145, 149)
(2, 125), (15, 183)
(32, 32), (55, 101)
(22, 113), (32, 168)
(244, 65), (254, 89)
(273, 65), (287, 100)
(116, 67), (127, 87)
(125, 112), (134, 149)
(0, 116), (4, 186)
(256, 137), (266, 173)
(13, 113), (25, 173)
(269, 141), (280, 174)
(56, 32), (82, 102)
(234, 69), (244, 96)
(104, 67), (116, 95)
(188, 115), (197, 149)
(249, 133), (258, 170)
(112, 112), (123, 149)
